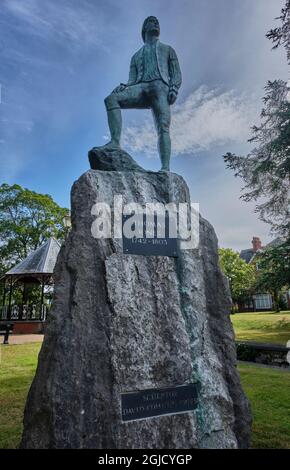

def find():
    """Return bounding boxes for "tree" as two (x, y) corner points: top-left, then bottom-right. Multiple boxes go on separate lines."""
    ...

(223, 2), (290, 238)
(266, 0), (290, 64)
(0, 183), (68, 269)
(219, 248), (256, 308)
(254, 240), (290, 312)
(224, 80), (290, 237)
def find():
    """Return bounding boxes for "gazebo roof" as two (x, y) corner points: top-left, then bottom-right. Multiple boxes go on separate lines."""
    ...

(6, 238), (61, 277)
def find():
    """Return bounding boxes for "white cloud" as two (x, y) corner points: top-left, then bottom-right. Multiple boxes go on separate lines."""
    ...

(3, 0), (106, 49)
(122, 86), (259, 156)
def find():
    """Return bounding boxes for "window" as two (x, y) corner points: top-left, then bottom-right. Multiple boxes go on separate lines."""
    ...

(254, 293), (273, 310)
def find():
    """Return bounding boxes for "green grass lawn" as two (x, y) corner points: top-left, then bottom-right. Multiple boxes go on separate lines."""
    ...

(0, 342), (41, 449)
(0, 342), (290, 448)
(239, 363), (290, 449)
(232, 311), (290, 345)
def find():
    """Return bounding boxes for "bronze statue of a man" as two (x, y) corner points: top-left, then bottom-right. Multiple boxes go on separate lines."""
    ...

(101, 16), (182, 171)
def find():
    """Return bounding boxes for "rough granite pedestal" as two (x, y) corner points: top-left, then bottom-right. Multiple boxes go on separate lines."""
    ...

(21, 148), (251, 449)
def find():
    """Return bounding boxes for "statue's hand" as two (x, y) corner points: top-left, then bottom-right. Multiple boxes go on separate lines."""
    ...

(168, 90), (178, 105)
(112, 83), (127, 94)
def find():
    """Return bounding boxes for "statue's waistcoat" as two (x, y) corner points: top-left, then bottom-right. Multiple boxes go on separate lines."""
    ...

(133, 41), (172, 86)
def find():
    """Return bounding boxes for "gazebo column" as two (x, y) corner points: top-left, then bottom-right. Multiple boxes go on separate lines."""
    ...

(40, 276), (45, 321)
(7, 276), (13, 321)
(1, 278), (6, 321)
(21, 282), (28, 320)
(2, 278), (6, 306)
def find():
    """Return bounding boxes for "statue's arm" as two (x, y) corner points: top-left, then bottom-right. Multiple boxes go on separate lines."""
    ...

(168, 47), (182, 96)
(127, 55), (137, 86)
(112, 55), (137, 94)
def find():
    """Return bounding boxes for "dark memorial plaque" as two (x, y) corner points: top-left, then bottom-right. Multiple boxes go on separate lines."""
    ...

(122, 213), (178, 257)
(121, 383), (199, 422)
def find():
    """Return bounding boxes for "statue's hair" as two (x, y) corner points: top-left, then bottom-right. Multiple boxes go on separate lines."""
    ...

(141, 16), (160, 42)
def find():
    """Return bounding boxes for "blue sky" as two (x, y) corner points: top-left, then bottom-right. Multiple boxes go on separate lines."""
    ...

(0, 0), (288, 250)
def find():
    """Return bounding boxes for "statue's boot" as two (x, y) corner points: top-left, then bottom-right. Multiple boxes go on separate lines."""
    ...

(160, 166), (170, 172)
(93, 140), (121, 151)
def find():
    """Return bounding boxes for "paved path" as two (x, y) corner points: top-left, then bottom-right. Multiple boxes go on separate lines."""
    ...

(7, 334), (44, 345)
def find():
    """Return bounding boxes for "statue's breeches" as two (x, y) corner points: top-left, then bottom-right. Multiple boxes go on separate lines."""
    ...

(104, 80), (171, 134)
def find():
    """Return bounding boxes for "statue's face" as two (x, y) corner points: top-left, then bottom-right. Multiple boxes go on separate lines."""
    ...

(144, 16), (160, 38)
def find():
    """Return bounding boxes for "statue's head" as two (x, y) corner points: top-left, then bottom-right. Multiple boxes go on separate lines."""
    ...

(142, 16), (160, 42)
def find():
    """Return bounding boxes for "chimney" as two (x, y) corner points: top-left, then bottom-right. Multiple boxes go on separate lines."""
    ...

(252, 236), (262, 252)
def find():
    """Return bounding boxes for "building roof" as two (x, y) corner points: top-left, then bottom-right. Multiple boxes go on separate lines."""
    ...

(6, 238), (61, 276)
(265, 237), (283, 248)
(240, 237), (284, 264)
(240, 249), (256, 264)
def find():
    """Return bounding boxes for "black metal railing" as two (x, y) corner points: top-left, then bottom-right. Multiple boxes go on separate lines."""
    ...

(0, 304), (49, 322)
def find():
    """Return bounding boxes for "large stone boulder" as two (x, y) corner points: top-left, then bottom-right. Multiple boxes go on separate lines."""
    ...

(21, 150), (251, 449)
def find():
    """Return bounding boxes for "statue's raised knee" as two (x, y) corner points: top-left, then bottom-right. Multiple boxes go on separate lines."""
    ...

(104, 95), (114, 110)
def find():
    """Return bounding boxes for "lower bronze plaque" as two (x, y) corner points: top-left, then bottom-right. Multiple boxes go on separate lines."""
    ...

(121, 383), (199, 422)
